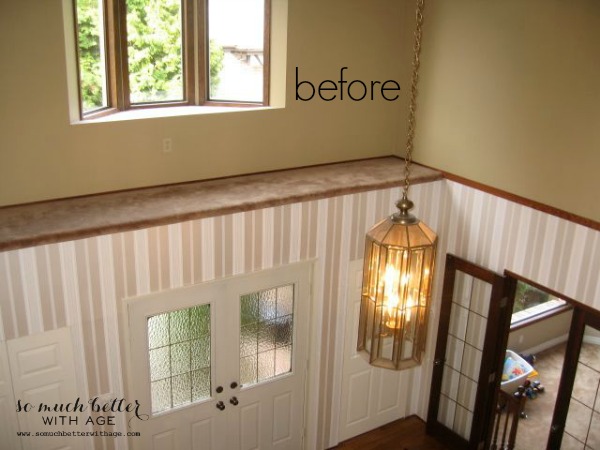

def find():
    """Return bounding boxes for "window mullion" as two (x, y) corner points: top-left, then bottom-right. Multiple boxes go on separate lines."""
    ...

(110, 0), (131, 110)
(102, 0), (121, 111)
(197, 0), (208, 104)
(263, 0), (271, 106)
(183, 0), (197, 105)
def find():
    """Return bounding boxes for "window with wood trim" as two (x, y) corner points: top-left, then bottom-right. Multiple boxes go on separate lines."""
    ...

(74, 0), (270, 119)
(510, 280), (568, 328)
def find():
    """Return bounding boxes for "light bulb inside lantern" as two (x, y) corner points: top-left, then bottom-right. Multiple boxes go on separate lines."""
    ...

(384, 266), (399, 312)
(383, 265), (415, 330)
(406, 296), (414, 322)
(384, 265), (400, 329)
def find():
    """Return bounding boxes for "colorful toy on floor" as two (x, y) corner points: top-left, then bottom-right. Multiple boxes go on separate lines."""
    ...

(520, 379), (545, 400)
(520, 353), (537, 366)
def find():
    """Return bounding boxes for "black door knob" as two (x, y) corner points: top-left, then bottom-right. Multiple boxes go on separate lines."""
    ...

(216, 386), (223, 393)
(216, 401), (225, 411)
(229, 396), (239, 406)
(230, 381), (238, 389)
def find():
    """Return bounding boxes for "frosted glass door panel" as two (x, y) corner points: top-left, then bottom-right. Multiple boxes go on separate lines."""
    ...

(240, 284), (294, 387)
(147, 304), (211, 413)
(438, 272), (492, 440)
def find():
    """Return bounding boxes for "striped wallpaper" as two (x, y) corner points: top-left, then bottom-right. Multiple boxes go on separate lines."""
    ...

(0, 179), (599, 449)
(412, 180), (600, 421)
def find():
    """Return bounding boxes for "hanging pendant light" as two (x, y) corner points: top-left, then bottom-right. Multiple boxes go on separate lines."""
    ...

(357, 0), (437, 370)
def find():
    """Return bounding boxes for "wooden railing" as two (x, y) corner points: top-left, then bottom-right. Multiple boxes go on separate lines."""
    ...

(490, 387), (527, 450)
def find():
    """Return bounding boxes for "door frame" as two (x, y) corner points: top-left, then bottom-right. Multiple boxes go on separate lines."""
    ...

(545, 297), (600, 449)
(120, 260), (314, 449)
(426, 254), (515, 450)
(429, 255), (600, 449)
(502, 271), (600, 449)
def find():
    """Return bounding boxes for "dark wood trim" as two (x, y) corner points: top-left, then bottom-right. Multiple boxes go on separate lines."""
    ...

(584, 309), (600, 330)
(451, 256), (498, 284)
(473, 269), (508, 450)
(427, 254), (508, 450)
(426, 254), (456, 433)
(429, 166), (600, 232)
(504, 270), (600, 318)
(546, 307), (585, 449)
(504, 271), (578, 304)
(484, 275), (517, 450)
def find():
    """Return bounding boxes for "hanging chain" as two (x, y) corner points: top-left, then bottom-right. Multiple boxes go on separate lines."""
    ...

(403, 0), (425, 199)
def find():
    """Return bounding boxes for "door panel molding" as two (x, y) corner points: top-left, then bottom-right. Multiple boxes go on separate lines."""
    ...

(0, 340), (20, 450)
(337, 260), (411, 443)
(8, 327), (84, 450)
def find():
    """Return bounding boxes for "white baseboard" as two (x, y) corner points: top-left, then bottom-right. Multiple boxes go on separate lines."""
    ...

(521, 333), (569, 355)
(583, 335), (600, 345)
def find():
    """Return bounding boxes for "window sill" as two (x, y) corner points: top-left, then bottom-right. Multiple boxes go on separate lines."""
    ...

(510, 299), (571, 331)
(76, 104), (275, 124)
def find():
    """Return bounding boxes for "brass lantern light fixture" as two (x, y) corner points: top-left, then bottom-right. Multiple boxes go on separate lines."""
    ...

(357, 0), (437, 371)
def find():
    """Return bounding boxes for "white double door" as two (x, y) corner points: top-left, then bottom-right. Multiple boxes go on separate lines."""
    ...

(127, 262), (311, 450)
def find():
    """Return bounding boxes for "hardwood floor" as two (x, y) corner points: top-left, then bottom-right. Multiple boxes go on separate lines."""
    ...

(330, 416), (451, 450)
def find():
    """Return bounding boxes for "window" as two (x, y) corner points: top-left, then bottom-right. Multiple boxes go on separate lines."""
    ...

(511, 280), (568, 328)
(73, 0), (269, 119)
(147, 304), (211, 414)
(239, 284), (294, 387)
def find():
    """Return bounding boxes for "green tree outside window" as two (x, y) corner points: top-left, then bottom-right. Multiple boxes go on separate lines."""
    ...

(76, 0), (224, 110)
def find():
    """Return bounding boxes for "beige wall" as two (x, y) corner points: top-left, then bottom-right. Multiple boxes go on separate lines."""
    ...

(0, 0), (411, 206)
(413, 0), (600, 222)
(507, 310), (573, 354)
(3, 0), (599, 222)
